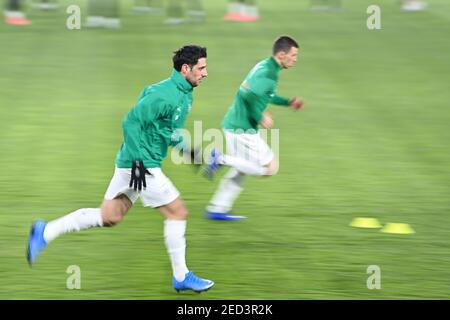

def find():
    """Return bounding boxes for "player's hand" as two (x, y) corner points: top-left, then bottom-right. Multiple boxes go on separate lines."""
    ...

(289, 97), (305, 111)
(260, 112), (273, 129)
(129, 160), (151, 191)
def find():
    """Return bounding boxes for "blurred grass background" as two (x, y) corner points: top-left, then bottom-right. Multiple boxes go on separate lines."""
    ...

(0, 0), (449, 299)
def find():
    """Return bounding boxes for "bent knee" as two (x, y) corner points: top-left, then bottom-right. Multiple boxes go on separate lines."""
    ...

(101, 212), (124, 227)
(101, 206), (124, 226)
(172, 206), (188, 220)
(263, 161), (279, 176)
(101, 198), (130, 227)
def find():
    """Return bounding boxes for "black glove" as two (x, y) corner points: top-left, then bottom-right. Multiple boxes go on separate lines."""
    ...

(129, 160), (150, 191)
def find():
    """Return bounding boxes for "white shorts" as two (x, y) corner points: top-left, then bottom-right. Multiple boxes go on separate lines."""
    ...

(225, 130), (274, 166)
(104, 167), (180, 208)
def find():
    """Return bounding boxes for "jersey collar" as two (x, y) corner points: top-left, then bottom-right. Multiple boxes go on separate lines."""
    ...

(268, 56), (283, 71)
(171, 69), (193, 93)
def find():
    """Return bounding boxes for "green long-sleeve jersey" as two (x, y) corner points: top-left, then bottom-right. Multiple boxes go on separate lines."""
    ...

(115, 69), (193, 168)
(222, 56), (290, 132)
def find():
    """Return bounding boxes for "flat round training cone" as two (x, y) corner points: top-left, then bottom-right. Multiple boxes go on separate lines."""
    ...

(350, 217), (382, 229)
(381, 223), (415, 234)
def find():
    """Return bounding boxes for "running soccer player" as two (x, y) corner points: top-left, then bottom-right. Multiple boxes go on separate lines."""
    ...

(27, 45), (214, 293)
(204, 36), (304, 220)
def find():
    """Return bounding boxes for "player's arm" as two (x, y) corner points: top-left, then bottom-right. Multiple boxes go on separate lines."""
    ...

(260, 111), (274, 129)
(124, 96), (162, 159)
(270, 94), (290, 106)
(169, 105), (202, 166)
(123, 96), (162, 190)
(123, 125), (150, 191)
(122, 118), (143, 163)
(270, 93), (305, 111)
(122, 89), (155, 161)
(287, 96), (305, 111)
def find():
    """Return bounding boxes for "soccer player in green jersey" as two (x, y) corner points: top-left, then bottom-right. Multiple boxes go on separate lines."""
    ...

(204, 36), (304, 220)
(27, 45), (214, 293)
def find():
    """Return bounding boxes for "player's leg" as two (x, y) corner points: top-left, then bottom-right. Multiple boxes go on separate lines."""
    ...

(26, 196), (131, 266)
(157, 197), (188, 281)
(43, 194), (131, 241)
(205, 131), (277, 220)
(26, 167), (137, 266)
(263, 158), (279, 176)
(204, 130), (273, 179)
(205, 168), (247, 220)
(140, 169), (214, 292)
(216, 155), (277, 178)
(205, 159), (277, 220)
(219, 153), (269, 175)
(204, 131), (253, 219)
(158, 198), (214, 292)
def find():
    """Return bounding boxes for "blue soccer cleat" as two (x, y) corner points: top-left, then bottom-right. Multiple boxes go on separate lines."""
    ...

(202, 149), (223, 180)
(173, 271), (214, 293)
(26, 220), (48, 267)
(205, 211), (247, 221)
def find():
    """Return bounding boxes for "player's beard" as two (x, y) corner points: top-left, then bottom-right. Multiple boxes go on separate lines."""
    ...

(186, 74), (199, 87)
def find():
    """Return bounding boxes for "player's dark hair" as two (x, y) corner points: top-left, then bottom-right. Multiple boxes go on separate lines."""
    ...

(272, 36), (299, 55)
(173, 45), (207, 71)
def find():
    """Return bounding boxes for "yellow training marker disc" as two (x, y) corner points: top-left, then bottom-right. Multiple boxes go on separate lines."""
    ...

(380, 223), (415, 234)
(350, 217), (382, 229)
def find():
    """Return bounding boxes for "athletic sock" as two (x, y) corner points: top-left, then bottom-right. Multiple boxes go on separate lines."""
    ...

(43, 208), (103, 243)
(207, 168), (245, 213)
(164, 220), (189, 282)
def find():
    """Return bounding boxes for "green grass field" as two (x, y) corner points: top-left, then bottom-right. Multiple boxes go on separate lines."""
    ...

(1, 0), (450, 299)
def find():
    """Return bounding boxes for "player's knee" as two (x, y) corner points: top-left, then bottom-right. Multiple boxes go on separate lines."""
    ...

(101, 209), (124, 227)
(160, 197), (188, 220)
(102, 213), (123, 227)
(101, 200), (128, 227)
(173, 206), (188, 220)
(263, 161), (279, 176)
